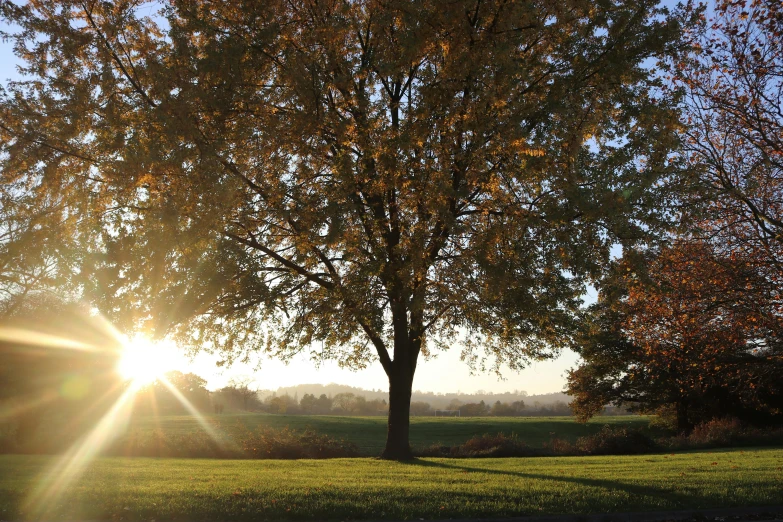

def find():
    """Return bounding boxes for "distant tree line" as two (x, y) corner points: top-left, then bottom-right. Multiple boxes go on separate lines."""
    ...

(211, 388), (591, 417)
(144, 377), (587, 417)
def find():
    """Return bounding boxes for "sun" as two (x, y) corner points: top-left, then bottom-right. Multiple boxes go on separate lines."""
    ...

(117, 336), (179, 385)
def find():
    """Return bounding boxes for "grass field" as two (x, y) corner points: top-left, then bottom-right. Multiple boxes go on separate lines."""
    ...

(126, 413), (657, 455)
(1, 448), (781, 521)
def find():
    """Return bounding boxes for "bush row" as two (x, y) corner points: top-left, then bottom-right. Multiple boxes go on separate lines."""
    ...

(0, 424), (360, 459)
(114, 425), (361, 459)
(416, 418), (783, 458)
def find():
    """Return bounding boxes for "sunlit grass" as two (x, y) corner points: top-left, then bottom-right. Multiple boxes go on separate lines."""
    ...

(1, 448), (781, 521)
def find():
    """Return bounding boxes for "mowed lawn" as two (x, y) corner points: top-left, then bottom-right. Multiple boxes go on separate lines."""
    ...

(1, 448), (782, 521)
(126, 413), (656, 455)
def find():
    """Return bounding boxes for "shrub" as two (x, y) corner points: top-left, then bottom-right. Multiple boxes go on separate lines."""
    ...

(238, 427), (360, 459)
(416, 433), (539, 458)
(648, 405), (679, 432)
(457, 433), (529, 457)
(661, 417), (783, 450)
(417, 428), (662, 458)
(541, 437), (577, 456)
(687, 417), (743, 447)
(575, 425), (658, 455)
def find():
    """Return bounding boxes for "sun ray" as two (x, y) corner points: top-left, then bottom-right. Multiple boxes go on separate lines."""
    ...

(0, 391), (61, 422)
(4, 313), (229, 518)
(57, 381), (127, 441)
(158, 376), (225, 444)
(0, 326), (102, 352)
(23, 383), (140, 519)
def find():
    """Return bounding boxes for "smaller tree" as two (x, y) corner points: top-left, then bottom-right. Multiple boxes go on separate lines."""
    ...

(227, 377), (260, 412)
(409, 401), (432, 416)
(365, 398), (388, 416)
(490, 400), (525, 417)
(315, 394), (333, 415)
(299, 393), (317, 414)
(264, 394), (298, 414)
(568, 243), (783, 431)
(459, 400), (490, 417)
(332, 393), (359, 414)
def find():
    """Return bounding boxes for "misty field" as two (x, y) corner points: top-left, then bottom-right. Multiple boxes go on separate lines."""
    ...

(124, 413), (656, 455)
(1, 448), (782, 521)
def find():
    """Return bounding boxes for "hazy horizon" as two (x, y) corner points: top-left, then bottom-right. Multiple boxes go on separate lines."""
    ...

(170, 343), (581, 396)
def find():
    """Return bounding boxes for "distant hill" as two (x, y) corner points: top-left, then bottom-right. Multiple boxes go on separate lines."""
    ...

(263, 383), (570, 409)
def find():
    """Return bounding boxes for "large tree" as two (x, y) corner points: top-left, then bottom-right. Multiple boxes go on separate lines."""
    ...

(1, 0), (685, 458)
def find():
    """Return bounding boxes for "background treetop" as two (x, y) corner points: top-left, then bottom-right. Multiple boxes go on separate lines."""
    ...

(675, 0), (782, 271)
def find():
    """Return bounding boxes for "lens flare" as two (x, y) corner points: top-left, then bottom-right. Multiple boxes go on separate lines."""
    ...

(4, 313), (230, 517)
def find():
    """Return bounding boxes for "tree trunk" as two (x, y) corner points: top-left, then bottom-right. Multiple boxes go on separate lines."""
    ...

(381, 362), (414, 459)
(378, 290), (423, 460)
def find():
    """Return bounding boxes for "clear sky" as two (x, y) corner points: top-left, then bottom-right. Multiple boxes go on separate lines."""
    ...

(1, 5), (656, 396)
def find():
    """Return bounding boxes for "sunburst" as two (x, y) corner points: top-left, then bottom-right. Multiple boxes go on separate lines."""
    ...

(116, 336), (179, 385)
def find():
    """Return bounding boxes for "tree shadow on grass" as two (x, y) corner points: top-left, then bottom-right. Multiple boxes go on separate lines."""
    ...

(400, 458), (712, 510)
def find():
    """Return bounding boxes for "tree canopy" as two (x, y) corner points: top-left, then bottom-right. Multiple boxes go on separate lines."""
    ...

(1, 0), (686, 458)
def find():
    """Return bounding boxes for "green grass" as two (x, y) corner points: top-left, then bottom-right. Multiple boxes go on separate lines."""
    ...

(127, 413), (657, 455)
(1, 448), (782, 521)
